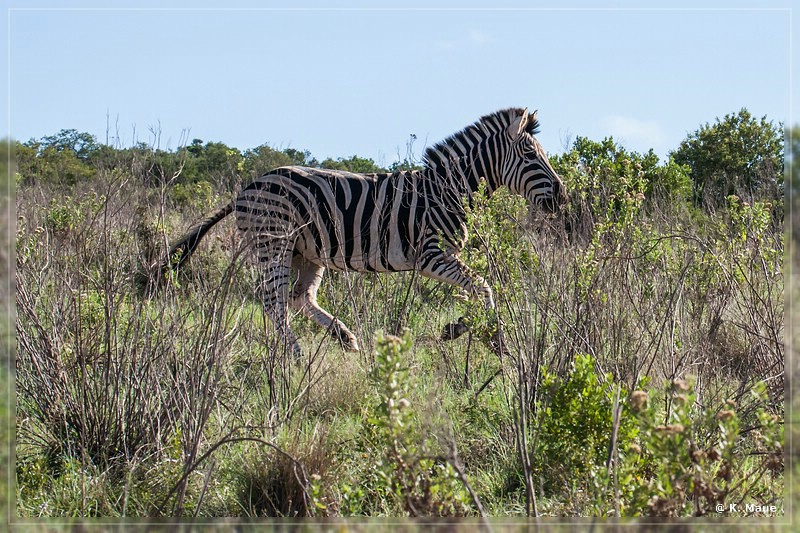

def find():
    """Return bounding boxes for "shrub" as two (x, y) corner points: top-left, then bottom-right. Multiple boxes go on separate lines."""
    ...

(361, 331), (470, 516)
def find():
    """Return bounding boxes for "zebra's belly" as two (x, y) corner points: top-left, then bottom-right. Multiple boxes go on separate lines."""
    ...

(294, 237), (416, 273)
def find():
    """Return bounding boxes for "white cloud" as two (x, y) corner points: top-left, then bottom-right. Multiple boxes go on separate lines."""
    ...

(604, 115), (666, 153)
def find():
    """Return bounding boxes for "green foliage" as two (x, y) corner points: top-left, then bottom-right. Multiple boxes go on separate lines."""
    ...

(169, 180), (214, 211)
(624, 380), (783, 516)
(530, 357), (783, 517)
(240, 144), (299, 180)
(672, 109), (784, 207)
(40, 129), (99, 159)
(463, 182), (531, 271)
(553, 136), (653, 197)
(534, 354), (639, 500)
(283, 148), (318, 167)
(14, 129), (102, 186)
(459, 182), (530, 336)
(723, 194), (773, 245)
(16, 457), (112, 516)
(43, 193), (105, 234)
(550, 136), (694, 246)
(16, 140), (96, 187)
(650, 157), (694, 202)
(182, 139), (243, 190)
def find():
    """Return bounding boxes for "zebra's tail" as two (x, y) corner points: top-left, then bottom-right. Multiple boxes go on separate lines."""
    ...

(161, 201), (235, 273)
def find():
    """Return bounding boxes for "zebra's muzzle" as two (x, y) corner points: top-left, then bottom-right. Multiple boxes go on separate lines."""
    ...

(539, 191), (568, 213)
(541, 179), (569, 212)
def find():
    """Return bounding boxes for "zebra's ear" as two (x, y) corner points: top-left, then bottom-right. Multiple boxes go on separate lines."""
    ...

(509, 108), (529, 140)
(525, 110), (541, 135)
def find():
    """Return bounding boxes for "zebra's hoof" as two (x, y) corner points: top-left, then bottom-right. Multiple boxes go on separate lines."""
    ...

(341, 336), (360, 352)
(441, 318), (469, 341)
(332, 327), (360, 352)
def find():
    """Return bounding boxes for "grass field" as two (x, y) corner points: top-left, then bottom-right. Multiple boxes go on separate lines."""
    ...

(13, 145), (785, 520)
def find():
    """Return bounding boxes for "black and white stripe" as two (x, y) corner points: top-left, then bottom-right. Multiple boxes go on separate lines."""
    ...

(165, 108), (568, 354)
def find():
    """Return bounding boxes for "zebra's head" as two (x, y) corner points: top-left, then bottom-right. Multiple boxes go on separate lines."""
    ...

(501, 108), (568, 213)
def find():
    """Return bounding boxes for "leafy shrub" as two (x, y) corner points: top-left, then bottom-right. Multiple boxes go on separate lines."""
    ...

(529, 355), (783, 517)
(626, 380), (783, 517)
(535, 354), (637, 489)
(43, 193), (104, 234)
(360, 331), (470, 516)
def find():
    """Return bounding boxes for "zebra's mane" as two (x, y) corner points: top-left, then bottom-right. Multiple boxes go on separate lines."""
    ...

(421, 107), (539, 168)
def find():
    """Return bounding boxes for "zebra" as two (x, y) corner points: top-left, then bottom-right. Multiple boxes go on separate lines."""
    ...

(163, 107), (568, 355)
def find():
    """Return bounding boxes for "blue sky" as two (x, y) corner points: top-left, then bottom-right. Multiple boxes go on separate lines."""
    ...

(3, 1), (796, 167)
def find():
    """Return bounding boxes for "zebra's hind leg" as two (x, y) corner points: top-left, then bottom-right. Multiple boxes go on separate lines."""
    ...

(290, 257), (360, 352)
(257, 241), (303, 357)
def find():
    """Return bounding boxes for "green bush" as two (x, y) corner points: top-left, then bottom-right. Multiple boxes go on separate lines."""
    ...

(672, 108), (784, 208)
(360, 331), (470, 516)
(43, 193), (104, 234)
(626, 380), (783, 517)
(534, 354), (639, 503)
(530, 355), (783, 517)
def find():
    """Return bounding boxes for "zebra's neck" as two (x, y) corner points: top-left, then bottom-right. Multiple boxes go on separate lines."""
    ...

(421, 156), (481, 212)
(421, 112), (517, 203)
(422, 140), (499, 205)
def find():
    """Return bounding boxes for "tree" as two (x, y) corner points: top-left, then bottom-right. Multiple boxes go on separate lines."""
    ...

(319, 155), (384, 173)
(39, 129), (98, 161)
(240, 144), (297, 182)
(671, 109), (783, 208)
(183, 139), (242, 189)
(16, 138), (95, 187)
(13, 130), (100, 186)
(283, 148), (318, 167)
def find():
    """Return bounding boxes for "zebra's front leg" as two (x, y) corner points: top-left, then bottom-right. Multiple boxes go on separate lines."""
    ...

(418, 252), (503, 349)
